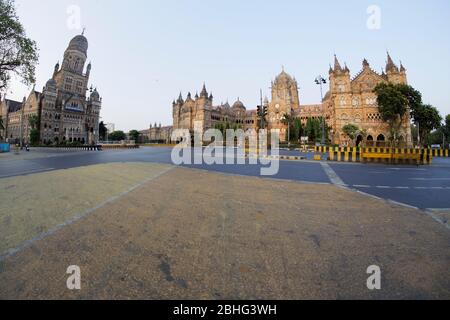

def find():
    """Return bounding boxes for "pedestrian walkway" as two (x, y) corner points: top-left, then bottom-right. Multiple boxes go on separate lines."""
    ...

(0, 164), (449, 299)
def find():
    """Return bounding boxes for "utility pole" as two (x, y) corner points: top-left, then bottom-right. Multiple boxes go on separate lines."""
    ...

(315, 76), (327, 146)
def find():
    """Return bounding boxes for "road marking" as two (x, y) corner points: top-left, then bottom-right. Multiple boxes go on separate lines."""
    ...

(0, 168), (55, 179)
(376, 186), (391, 189)
(0, 166), (175, 262)
(320, 162), (345, 186)
(394, 186), (410, 189)
(353, 185), (370, 188)
(410, 178), (450, 181)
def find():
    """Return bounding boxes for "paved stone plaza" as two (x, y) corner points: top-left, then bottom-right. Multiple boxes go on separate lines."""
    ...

(0, 155), (449, 299)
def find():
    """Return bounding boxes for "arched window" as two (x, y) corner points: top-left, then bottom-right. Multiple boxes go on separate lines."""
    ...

(367, 135), (374, 141)
(377, 134), (385, 141)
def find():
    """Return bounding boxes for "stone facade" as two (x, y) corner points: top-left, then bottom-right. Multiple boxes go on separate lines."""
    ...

(0, 34), (102, 145)
(139, 123), (173, 143)
(170, 53), (413, 147)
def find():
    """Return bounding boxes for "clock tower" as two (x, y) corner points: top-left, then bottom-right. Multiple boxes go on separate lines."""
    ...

(268, 68), (300, 140)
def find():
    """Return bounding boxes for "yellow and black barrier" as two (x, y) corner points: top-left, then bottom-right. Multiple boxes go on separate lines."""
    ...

(323, 147), (432, 165)
(316, 146), (449, 158)
(429, 149), (449, 157)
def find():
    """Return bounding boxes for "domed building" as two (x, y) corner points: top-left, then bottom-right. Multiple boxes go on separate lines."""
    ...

(0, 33), (102, 145)
(169, 54), (412, 146)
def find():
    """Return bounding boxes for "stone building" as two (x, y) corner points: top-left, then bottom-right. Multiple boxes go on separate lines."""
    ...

(0, 33), (102, 145)
(139, 123), (173, 143)
(171, 53), (413, 147)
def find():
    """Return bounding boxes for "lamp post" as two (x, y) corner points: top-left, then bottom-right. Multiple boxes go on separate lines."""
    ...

(315, 76), (327, 146)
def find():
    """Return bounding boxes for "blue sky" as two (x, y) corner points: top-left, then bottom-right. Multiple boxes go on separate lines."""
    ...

(7, 0), (450, 131)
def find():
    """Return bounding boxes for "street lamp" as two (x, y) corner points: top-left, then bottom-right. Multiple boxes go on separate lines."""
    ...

(315, 76), (327, 146)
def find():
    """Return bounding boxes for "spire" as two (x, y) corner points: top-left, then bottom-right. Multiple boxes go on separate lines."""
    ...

(186, 92), (192, 100)
(400, 61), (406, 72)
(209, 92), (213, 100)
(200, 83), (208, 98)
(362, 58), (370, 68)
(177, 92), (184, 104)
(334, 54), (342, 72)
(195, 92), (199, 99)
(344, 62), (350, 72)
(386, 51), (399, 73)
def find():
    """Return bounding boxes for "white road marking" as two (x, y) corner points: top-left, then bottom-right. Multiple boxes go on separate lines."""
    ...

(410, 178), (450, 181)
(376, 186), (391, 189)
(320, 162), (345, 186)
(394, 186), (410, 189)
(353, 185), (371, 188)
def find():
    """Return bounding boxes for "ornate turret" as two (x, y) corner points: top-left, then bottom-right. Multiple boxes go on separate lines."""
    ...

(200, 83), (208, 98)
(362, 58), (370, 69)
(386, 52), (399, 73)
(333, 55), (343, 72)
(177, 92), (184, 104)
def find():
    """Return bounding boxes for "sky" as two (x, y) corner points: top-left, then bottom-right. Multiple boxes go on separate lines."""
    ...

(6, 0), (450, 132)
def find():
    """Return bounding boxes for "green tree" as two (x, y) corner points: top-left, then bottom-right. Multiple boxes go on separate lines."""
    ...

(293, 118), (302, 142)
(414, 104), (442, 145)
(29, 128), (39, 145)
(129, 129), (140, 143)
(281, 113), (294, 143)
(342, 124), (359, 141)
(0, 0), (39, 91)
(99, 121), (107, 141)
(108, 131), (126, 141)
(373, 83), (408, 145)
(28, 114), (39, 129)
(443, 115), (450, 145)
(305, 117), (321, 143)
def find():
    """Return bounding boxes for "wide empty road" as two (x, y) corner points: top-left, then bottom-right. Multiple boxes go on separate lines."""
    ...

(1, 147), (450, 212)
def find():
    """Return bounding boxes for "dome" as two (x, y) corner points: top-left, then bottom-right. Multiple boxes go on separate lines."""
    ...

(274, 69), (295, 85)
(67, 35), (88, 55)
(46, 78), (56, 87)
(232, 99), (245, 110)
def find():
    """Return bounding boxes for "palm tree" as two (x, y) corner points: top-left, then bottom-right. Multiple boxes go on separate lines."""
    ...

(281, 113), (294, 146)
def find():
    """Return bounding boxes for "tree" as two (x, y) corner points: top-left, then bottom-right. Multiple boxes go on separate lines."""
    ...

(305, 117), (321, 143)
(342, 124), (359, 141)
(373, 83), (408, 145)
(281, 113), (294, 144)
(0, 116), (4, 140)
(108, 131), (126, 141)
(28, 114), (38, 129)
(293, 118), (302, 142)
(444, 115), (450, 145)
(0, 0), (39, 91)
(29, 128), (39, 145)
(99, 121), (107, 141)
(414, 104), (442, 145)
(129, 130), (140, 143)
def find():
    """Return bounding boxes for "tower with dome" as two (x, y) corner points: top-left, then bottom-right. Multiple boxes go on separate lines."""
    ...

(0, 33), (102, 145)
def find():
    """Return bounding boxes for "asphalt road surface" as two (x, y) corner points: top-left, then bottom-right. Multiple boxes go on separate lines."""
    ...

(1, 147), (450, 211)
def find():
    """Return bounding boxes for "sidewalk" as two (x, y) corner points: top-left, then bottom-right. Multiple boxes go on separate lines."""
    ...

(0, 164), (449, 299)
